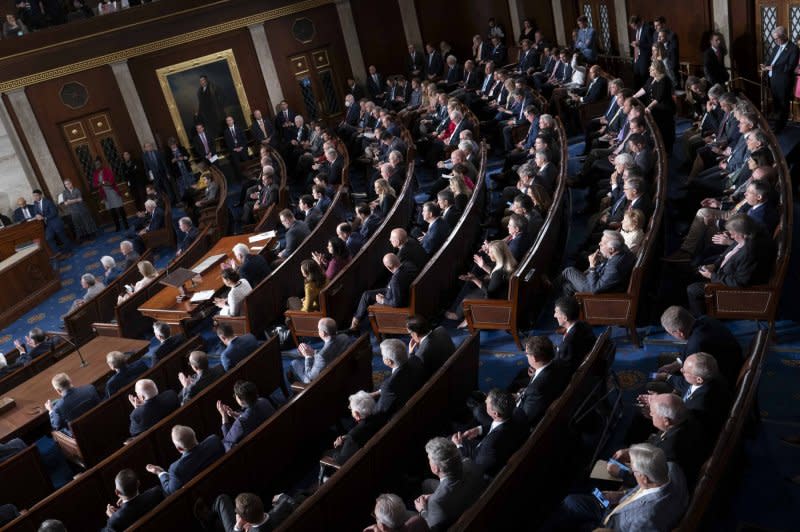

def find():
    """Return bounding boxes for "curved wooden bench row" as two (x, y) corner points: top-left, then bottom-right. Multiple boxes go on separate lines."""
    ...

(54, 336), (202, 469)
(141, 193), (176, 251)
(92, 268), (169, 340)
(451, 328), (615, 531)
(63, 249), (154, 347)
(0, 444), (53, 516)
(0, 338), (71, 397)
(575, 111), (668, 346)
(702, 100), (793, 326)
(463, 118), (570, 347)
(123, 335), (374, 531)
(215, 185), (351, 337)
(285, 161), (416, 338)
(3, 337), (284, 532)
(675, 329), (769, 531)
(166, 226), (213, 273)
(367, 144), (488, 336)
(198, 167), (228, 240)
(277, 332), (481, 531)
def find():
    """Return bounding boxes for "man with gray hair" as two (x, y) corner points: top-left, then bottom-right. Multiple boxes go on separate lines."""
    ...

(66, 273), (106, 314)
(372, 338), (423, 416)
(327, 390), (384, 466)
(558, 230), (635, 295)
(104, 350), (148, 398)
(129, 378), (180, 436)
(287, 317), (351, 384)
(660, 352), (732, 433)
(544, 443), (688, 531)
(146, 424), (224, 495)
(230, 242), (271, 288)
(364, 493), (427, 532)
(100, 255), (122, 284)
(176, 216), (198, 256)
(45, 372), (101, 433)
(761, 25), (799, 131)
(413, 437), (484, 529)
(120, 239), (140, 270)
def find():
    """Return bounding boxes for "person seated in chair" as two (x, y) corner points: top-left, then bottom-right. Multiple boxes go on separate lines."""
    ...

(175, 217), (199, 256)
(104, 350), (148, 398)
(287, 318), (351, 384)
(216, 323), (260, 371)
(45, 372), (101, 434)
(218, 380), (276, 451)
(178, 351), (225, 405)
(12, 327), (54, 364)
(372, 339), (424, 416)
(66, 273), (106, 315)
(553, 296), (597, 371)
(364, 493), (429, 532)
(327, 390), (386, 466)
(230, 243), (271, 288)
(143, 321), (185, 368)
(102, 469), (164, 532)
(145, 425), (224, 495)
(214, 269), (252, 317)
(407, 315), (456, 377)
(350, 253), (418, 332)
(276, 209), (310, 261)
(100, 255), (122, 285)
(558, 230), (635, 296)
(129, 379), (180, 437)
(130, 199), (164, 254)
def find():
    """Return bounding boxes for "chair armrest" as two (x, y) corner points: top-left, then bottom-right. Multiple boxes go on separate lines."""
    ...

(462, 298), (513, 309)
(213, 315), (248, 336)
(91, 323), (122, 337)
(290, 382), (308, 393)
(319, 455), (341, 470)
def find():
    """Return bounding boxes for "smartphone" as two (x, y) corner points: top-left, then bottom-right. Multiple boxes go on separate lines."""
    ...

(608, 458), (631, 474)
(648, 372), (659, 380)
(592, 487), (610, 508)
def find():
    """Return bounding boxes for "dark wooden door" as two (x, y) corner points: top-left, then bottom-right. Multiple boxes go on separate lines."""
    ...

(288, 48), (344, 124)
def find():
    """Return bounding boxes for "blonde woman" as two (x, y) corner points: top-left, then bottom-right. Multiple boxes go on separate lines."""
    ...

(370, 178), (397, 218)
(449, 173), (472, 211)
(117, 260), (159, 304)
(445, 240), (517, 327)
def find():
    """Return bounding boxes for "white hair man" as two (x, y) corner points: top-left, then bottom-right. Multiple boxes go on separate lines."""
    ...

(288, 318), (351, 384)
(371, 339), (423, 416)
(145, 425), (224, 495)
(558, 230), (635, 295)
(128, 378), (180, 437)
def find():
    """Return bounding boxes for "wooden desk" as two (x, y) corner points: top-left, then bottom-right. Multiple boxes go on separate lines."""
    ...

(0, 220), (46, 260)
(0, 336), (149, 443)
(138, 234), (267, 331)
(0, 243), (61, 329)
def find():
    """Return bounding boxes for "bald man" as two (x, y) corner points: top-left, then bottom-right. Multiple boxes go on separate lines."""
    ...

(146, 425), (224, 495)
(129, 379), (181, 437)
(350, 253), (419, 330)
(390, 228), (428, 271)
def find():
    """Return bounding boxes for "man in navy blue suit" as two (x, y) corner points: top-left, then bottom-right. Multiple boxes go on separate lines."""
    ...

(143, 322), (185, 369)
(102, 469), (164, 532)
(13, 327), (54, 364)
(146, 425), (225, 495)
(192, 123), (218, 166)
(218, 380), (276, 451)
(175, 217), (199, 256)
(372, 339), (424, 416)
(142, 142), (175, 205)
(223, 116), (250, 178)
(130, 198), (165, 254)
(32, 189), (73, 256)
(250, 109), (277, 147)
(129, 379), (181, 437)
(419, 202), (450, 255)
(216, 324), (260, 371)
(231, 243), (272, 289)
(350, 253), (419, 331)
(104, 351), (148, 399)
(45, 373), (101, 434)
(12, 197), (36, 223)
(275, 100), (296, 143)
(628, 15), (654, 89)
(559, 230), (635, 296)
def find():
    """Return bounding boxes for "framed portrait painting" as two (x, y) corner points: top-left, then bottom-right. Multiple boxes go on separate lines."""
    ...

(156, 49), (252, 150)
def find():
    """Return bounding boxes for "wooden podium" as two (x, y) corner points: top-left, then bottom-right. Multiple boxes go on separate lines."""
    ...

(0, 221), (61, 329)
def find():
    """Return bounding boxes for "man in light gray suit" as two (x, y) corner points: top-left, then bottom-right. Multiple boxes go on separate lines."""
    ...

(541, 443), (688, 531)
(288, 318), (351, 384)
(413, 437), (485, 529)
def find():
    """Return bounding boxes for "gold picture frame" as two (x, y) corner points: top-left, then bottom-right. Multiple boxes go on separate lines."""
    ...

(156, 49), (252, 150)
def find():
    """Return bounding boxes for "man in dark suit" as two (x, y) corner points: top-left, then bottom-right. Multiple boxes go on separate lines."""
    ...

(506, 215), (533, 261)
(175, 217), (199, 256)
(424, 43), (444, 80)
(761, 25), (800, 131)
(703, 32), (729, 87)
(104, 351), (148, 399)
(218, 380), (275, 451)
(130, 198), (165, 254)
(408, 44), (425, 77)
(102, 469), (164, 532)
(414, 437), (485, 529)
(509, 336), (569, 427)
(216, 324), (260, 372)
(489, 36), (507, 66)
(288, 318), (351, 384)
(391, 228), (428, 271)
(606, 176), (652, 228)
(277, 209), (311, 261)
(178, 351), (225, 405)
(142, 142), (174, 204)
(192, 123), (218, 165)
(356, 203), (382, 241)
(629, 15), (654, 89)
(407, 315), (456, 377)
(419, 202), (450, 255)
(143, 322), (185, 369)
(129, 379), (181, 437)
(146, 425), (224, 495)
(223, 116), (250, 175)
(559, 230), (636, 296)
(45, 372), (101, 433)
(658, 305), (743, 388)
(317, 147), (345, 185)
(250, 109), (276, 147)
(453, 389), (523, 478)
(329, 390), (385, 466)
(338, 222), (364, 257)
(553, 296), (597, 371)
(12, 327), (53, 364)
(346, 77), (365, 100)
(437, 190), (462, 233)
(275, 100), (296, 143)
(373, 339), (424, 416)
(533, 150), (558, 194)
(663, 353), (731, 436)
(12, 197), (36, 223)
(350, 253), (419, 331)
(366, 65), (384, 102)
(231, 243), (271, 290)
(32, 189), (73, 256)
(298, 195), (323, 231)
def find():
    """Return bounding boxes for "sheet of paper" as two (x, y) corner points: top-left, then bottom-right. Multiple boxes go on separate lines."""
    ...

(248, 231), (276, 243)
(189, 290), (216, 303)
(207, 155), (219, 163)
(589, 460), (623, 482)
(191, 253), (226, 274)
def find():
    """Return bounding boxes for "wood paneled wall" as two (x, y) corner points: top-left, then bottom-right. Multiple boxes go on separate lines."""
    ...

(625, 0), (714, 64)
(520, 0), (557, 44)
(415, 0), (512, 60)
(350, 0), (407, 76)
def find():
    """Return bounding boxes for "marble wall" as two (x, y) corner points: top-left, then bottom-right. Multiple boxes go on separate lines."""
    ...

(0, 108), (36, 219)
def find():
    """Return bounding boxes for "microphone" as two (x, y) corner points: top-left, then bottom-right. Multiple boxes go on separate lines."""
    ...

(50, 332), (89, 368)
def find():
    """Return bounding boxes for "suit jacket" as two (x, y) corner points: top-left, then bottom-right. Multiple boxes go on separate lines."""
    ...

(129, 389), (180, 436)
(220, 334), (259, 371)
(609, 194), (653, 226)
(239, 253), (271, 288)
(605, 462), (688, 531)
(423, 460), (485, 529)
(398, 239), (429, 271)
(222, 397), (275, 451)
(366, 73), (383, 98)
(142, 150), (170, 181)
(275, 109), (296, 142)
(160, 435), (225, 495)
(632, 24), (654, 74)
(581, 76), (608, 104)
(17, 339), (54, 365)
(302, 207), (323, 231)
(49, 384), (101, 431)
(34, 198), (61, 225)
(12, 204), (36, 223)
(223, 124), (248, 153)
(376, 357), (424, 415)
(192, 132), (217, 161)
(105, 359), (148, 398)
(332, 413), (385, 465)
(384, 261), (419, 308)
(421, 217), (450, 255)
(463, 419), (523, 477)
(710, 236), (775, 289)
(683, 316), (742, 386)
(281, 220), (311, 258)
(145, 206), (165, 233)
(426, 51), (444, 77)
(743, 202), (779, 236)
(557, 321), (597, 371)
(414, 326), (456, 377)
(507, 231), (533, 262)
(535, 163), (557, 194)
(359, 213), (382, 240)
(144, 333), (185, 369)
(102, 486), (164, 532)
(583, 249), (636, 293)
(634, 148), (655, 177)
(345, 232), (365, 257)
(180, 366), (225, 404)
(669, 376), (732, 436)
(444, 64), (463, 84)
(442, 205), (462, 229)
(177, 226), (199, 254)
(408, 51), (425, 74)
(298, 333), (351, 383)
(647, 418), (705, 486)
(490, 44), (507, 65)
(703, 46), (729, 86)
(251, 117), (276, 145)
(768, 41), (800, 88)
(513, 361), (569, 427)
